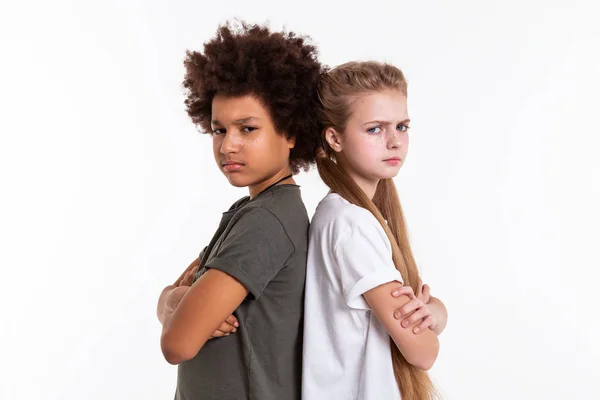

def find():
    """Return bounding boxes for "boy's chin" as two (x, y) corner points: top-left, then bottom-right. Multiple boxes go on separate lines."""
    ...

(223, 173), (254, 188)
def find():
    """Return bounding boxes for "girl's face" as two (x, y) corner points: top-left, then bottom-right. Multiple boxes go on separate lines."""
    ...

(325, 89), (409, 197)
(211, 94), (295, 196)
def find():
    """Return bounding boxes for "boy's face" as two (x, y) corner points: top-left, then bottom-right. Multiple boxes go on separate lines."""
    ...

(211, 94), (295, 192)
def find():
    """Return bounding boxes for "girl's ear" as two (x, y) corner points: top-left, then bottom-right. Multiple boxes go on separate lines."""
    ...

(324, 127), (343, 153)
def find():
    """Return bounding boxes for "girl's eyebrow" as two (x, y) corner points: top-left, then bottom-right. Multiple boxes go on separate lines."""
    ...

(363, 118), (411, 126)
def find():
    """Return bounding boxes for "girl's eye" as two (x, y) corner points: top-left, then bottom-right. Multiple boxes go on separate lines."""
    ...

(397, 124), (410, 132)
(212, 129), (225, 135)
(241, 126), (258, 133)
(367, 126), (382, 134)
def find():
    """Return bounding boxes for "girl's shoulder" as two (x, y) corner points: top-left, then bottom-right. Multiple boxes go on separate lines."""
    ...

(311, 193), (382, 237)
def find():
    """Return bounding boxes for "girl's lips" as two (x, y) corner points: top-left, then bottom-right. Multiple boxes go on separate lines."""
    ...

(384, 158), (401, 166)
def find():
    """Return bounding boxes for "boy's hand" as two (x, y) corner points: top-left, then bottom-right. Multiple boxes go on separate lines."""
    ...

(178, 264), (200, 287)
(165, 256), (239, 340)
(165, 286), (191, 312)
(174, 257), (201, 287)
(209, 315), (239, 339)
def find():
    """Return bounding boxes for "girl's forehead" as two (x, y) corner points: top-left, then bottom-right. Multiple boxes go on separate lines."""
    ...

(349, 91), (408, 122)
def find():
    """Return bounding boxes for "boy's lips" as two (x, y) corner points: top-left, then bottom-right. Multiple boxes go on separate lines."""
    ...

(222, 160), (245, 172)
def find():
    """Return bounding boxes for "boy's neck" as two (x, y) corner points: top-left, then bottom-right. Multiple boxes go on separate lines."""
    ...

(248, 169), (295, 199)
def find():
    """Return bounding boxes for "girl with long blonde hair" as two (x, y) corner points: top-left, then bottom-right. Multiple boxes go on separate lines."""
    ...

(302, 61), (448, 400)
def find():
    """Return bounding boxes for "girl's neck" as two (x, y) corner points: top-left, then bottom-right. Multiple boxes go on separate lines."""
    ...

(344, 168), (379, 200)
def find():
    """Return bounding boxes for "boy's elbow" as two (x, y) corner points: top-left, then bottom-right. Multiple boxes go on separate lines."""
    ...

(160, 333), (198, 365)
(162, 347), (186, 365)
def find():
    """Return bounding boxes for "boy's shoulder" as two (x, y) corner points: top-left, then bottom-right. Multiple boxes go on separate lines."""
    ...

(228, 185), (307, 229)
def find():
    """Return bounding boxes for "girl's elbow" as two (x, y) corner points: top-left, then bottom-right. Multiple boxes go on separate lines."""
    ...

(410, 353), (437, 371)
(407, 342), (439, 371)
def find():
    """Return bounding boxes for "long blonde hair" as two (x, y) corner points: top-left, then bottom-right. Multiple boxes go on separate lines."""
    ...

(316, 61), (437, 400)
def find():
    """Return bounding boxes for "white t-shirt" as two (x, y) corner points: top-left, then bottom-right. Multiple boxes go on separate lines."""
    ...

(302, 193), (403, 400)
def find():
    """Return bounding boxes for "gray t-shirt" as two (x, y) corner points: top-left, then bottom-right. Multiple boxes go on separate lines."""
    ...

(175, 184), (308, 400)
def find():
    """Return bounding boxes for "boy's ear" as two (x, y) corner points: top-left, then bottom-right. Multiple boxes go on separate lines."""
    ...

(287, 135), (296, 149)
(324, 127), (343, 153)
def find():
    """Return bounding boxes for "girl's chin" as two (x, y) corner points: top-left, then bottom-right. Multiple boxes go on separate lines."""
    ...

(373, 170), (401, 181)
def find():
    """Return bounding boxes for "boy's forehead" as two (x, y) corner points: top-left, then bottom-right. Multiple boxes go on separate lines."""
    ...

(212, 116), (261, 126)
(211, 94), (269, 121)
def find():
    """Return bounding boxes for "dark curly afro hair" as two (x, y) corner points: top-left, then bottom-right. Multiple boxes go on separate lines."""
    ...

(183, 21), (328, 174)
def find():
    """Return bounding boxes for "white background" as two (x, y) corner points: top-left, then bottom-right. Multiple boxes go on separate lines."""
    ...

(1, 0), (599, 399)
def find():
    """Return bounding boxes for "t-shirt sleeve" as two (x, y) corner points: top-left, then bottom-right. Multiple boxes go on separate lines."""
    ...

(333, 209), (404, 310)
(204, 207), (294, 300)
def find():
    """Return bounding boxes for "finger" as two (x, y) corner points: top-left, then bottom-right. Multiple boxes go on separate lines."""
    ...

(401, 308), (429, 328)
(175, 257), (201, 286)
(391, 285), (416, 299)
(174, 275), (184, 287)
(420, 284), (431, 301)
(395, 299), (423, 318)
(218, 321), (237, 334)
(225, 315), (239, 328)
(394, 298), (418, 319)
(177, 272), (191, 287)
(183, 270), (195, 286)
(414, 315), (434, 334)
(187, 256), (201, 270)
(422, 284), (430, 297)
(210, 329), (229, 338)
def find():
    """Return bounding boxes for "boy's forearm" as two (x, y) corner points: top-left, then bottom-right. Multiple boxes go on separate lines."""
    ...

(428, 296), (448, 335)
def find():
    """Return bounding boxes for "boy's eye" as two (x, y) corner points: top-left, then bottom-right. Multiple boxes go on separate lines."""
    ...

(241, 126), (258, 133)
(367, 126), (382, 134)
(212, 128), (225, 135)
(397, 124), (410, 132)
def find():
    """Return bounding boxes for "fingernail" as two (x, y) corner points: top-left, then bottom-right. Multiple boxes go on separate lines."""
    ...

(234, 322), (239, 327)
(402, 320), (409, 327)
(232, 328), (237, 333)
(392, 289), (400, 296)
(394, 312), (401, 319)
(414, 327), (420, 333)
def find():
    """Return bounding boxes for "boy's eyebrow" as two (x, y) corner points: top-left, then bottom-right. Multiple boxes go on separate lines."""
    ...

(211, 117), (260, 126)
(363, 118), (411, 126)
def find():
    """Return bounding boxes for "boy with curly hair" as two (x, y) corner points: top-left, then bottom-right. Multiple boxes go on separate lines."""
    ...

(156, 21), (326, 400)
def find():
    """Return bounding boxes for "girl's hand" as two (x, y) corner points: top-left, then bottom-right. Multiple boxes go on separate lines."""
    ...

(391, 284), (436, 334)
